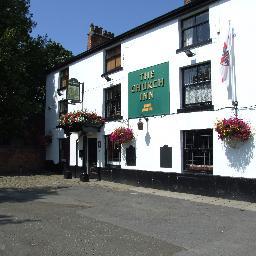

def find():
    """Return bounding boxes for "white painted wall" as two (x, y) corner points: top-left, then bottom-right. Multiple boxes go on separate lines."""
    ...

(45, 0), (256, 178)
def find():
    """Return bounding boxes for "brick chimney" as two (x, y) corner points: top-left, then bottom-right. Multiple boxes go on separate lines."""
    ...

(87, 23), (114, 50)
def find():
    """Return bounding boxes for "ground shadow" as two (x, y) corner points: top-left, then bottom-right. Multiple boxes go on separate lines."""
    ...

(0, 186), (68, 204)
(0, 214), (40, 226)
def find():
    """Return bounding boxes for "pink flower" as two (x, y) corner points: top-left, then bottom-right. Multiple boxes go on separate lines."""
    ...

(215, 117), (252, 142)
(110, 127), (134, 144)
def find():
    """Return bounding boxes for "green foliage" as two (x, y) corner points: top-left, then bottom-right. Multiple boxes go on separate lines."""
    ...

(0, 0), (73, 142)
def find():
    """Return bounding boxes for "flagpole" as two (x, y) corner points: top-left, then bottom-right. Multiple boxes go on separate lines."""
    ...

(231, 26), (238, 117)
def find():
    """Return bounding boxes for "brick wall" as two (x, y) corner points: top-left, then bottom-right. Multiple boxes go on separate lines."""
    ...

(87, 23), (114, 50)
(0, 146), (45, 175)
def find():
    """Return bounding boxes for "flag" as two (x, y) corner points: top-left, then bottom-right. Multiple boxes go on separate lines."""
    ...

(220, 24), (231, 83)
(220, 22), (237, 103)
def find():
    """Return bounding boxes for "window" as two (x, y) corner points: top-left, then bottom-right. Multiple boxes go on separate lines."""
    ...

(59, 138), (70, 164)
(126, 145), (136, 166)
(181, 62), (212, 111)
(181, 11), (210, 48)
(105, 84), (121, 120)
(59, 100), (68, 117)
(105, 45), (121, 73)
(183, 129), (213, 174)
(105, 136), (121, 164)
(59, 68), (69, 89)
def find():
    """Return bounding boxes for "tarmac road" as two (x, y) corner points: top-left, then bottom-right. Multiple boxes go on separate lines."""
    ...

(0, 176), (256, 256)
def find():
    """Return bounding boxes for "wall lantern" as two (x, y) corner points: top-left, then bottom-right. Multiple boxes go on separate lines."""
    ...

(137, 117), (149, 130)
(101, 73), (111, 82)
(184, 49), (195, 57)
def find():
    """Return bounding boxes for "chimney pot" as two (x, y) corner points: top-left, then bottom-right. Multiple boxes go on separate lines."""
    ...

(184, 0), (193, 4)
(89, 23), (94, 32)
(87, 24), (115, 50)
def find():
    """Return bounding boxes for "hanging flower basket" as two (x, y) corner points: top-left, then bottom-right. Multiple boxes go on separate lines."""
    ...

(110, 127), (134, 144)
(58, 110), (105, 133)
(215, 117), (252, 147)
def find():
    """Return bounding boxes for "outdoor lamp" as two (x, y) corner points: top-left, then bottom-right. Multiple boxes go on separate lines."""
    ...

(137, 117), (149, 130)
(184, 49), (195, 57)
(137, 119), (144, 130)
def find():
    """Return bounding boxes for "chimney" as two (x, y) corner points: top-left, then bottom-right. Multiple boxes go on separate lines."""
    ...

(87, 23), (114, 50)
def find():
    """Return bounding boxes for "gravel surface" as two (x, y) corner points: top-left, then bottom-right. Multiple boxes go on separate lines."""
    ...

(0, 175), (82, 189)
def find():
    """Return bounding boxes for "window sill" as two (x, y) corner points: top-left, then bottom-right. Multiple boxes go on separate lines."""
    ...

(101, 66), (123, 77)
(183, 170), (213, 175)
(177, 104), (214, 113)
(184, 164), (213, 175)
(105, 115), (123, 122)
(105, 164), (121, 169)
(176, 39), (212, 54)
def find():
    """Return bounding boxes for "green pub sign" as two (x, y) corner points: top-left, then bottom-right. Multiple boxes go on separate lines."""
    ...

(128, 62), (170, 118)
(67, 78), (80, 101)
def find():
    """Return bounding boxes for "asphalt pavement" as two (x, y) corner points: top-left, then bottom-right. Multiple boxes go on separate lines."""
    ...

(0, 176), (256, 256)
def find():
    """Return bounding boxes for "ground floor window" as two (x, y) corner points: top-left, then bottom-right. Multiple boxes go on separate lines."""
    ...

(105, 136), (121, 166)
(183, 129), (213, 174)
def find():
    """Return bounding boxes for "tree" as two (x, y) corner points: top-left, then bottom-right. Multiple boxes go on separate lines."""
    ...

(0, 0), (73, 143)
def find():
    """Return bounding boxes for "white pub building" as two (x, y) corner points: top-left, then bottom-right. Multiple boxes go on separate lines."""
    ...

(45, 0), (256, 198)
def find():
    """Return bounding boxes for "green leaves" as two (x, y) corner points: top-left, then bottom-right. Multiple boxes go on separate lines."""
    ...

(0, 0), (73, 143)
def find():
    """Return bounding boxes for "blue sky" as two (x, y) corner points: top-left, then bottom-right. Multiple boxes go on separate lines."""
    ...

(30, 0), (183, 55)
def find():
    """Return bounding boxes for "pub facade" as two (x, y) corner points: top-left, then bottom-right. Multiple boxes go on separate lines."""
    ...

(45, 0), (256, 195)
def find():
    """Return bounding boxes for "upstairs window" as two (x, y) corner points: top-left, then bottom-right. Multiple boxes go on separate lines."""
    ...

(181, 11), (210, 48)
(105, 84), (121, 120)
(181, 62), (212, 111)
(59, 100), (68, 117)
(59, 68), (69, 89)
(105, 45), (121, 73)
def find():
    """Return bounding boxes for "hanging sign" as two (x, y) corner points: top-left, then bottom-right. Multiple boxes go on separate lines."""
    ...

(128, 62), (170, 118)
(67, 78), (80, 101)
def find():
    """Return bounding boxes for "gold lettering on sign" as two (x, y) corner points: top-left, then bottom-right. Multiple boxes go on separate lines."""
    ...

(139, 70), (155, 81)
(158, 78), (164, 87)
(142, 82), (147, 91)
(147, 81), (153, 89)
(142, 103), (153, 112)
(148, 91), (153, 99)
(139, 91), (154, 101)
(150, 70), (155, 79)
(153, 80), (158, 88)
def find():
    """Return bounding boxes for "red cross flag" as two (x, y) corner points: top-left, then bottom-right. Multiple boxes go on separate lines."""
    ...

(220, 24), (231, 83)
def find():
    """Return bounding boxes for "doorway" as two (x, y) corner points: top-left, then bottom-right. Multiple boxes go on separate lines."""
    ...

(87, 138), (97, 172)
(59, 138), (70, 165)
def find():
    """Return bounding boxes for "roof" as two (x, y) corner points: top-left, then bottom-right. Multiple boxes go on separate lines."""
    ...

(47, 0), (219, 74)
